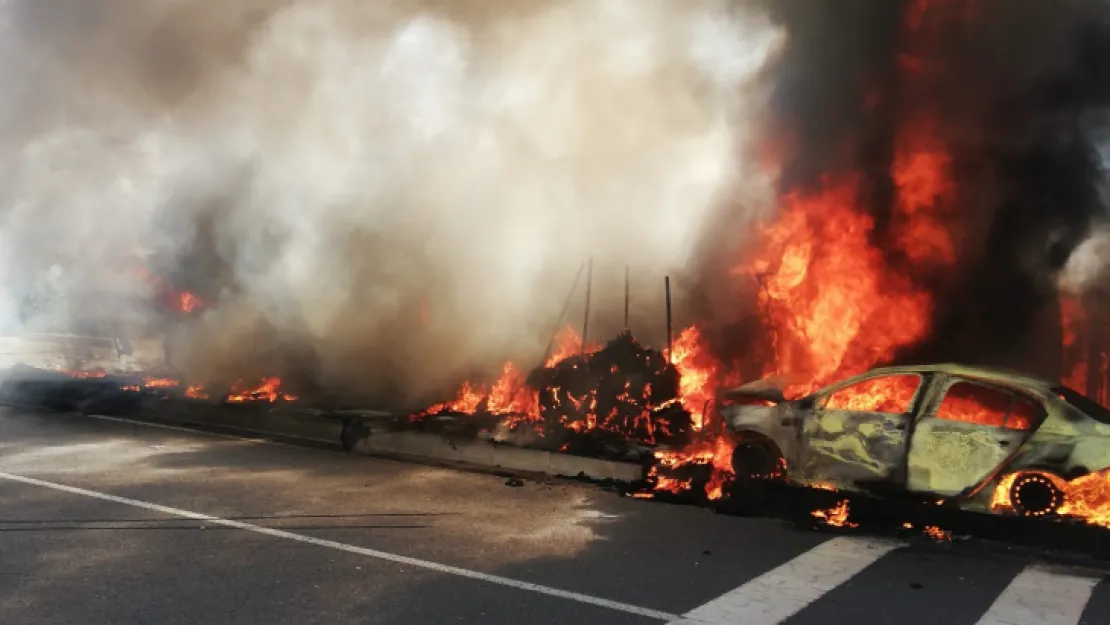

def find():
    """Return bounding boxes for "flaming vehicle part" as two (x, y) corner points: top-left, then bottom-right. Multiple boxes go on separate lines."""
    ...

(721, 364), (1110, 522)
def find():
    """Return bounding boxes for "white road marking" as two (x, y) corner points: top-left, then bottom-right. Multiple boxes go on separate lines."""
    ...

(666, 536), (903, 625)
(82, 413), (299, 447)
(0, 470), (679, 621)
(975, 565), (1102, 625)
(3, 404), (310, 449)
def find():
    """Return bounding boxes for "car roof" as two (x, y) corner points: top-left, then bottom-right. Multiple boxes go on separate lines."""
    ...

(846, 363), (1056, 393)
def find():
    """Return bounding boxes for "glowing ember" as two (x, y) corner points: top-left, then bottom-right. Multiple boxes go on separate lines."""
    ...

(811, 499), (858, 528)
(143, 377), (178, 389)
(903, 521), (954, 542)
(923, 525), (952, 542)
(226, 377), (297, 403)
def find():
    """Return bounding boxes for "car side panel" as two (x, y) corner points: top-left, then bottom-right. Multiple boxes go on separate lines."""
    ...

(1002, 409), (1110, 478)
(800, 409), (911, 488)
(725, 404), (803, 467)
(905, 418), (1025, 497)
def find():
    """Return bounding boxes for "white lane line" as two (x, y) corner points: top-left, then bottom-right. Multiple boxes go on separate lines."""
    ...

(975, 565), (1102, 625)
(0, 470), (679, 622)
(3, 403), (298, 448)
(667, 536), (903, 625)
(82, 413), (301, 447)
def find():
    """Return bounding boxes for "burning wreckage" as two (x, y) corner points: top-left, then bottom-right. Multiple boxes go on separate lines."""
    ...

(8, 0), (1110, 552)
(721, 365), (1110, 523)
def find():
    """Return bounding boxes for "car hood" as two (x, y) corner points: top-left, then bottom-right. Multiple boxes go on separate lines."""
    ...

(719, 377), (791, 405)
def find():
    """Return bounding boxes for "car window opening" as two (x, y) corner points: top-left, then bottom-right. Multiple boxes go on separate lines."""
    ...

(936, 381), (1042, 430)
(823, 374), (921, 414)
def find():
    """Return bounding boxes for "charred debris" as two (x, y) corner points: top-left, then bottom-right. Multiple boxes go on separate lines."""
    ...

(411, 330), (694, 463)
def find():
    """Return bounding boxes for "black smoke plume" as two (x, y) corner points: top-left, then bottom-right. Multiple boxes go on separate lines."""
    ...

(694, 0), (1110, 381)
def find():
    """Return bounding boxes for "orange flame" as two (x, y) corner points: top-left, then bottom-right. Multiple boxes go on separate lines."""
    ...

(1060, 294), (1090, 394)
(923, 525), (952, 541)
(65, 370), (106, 379)
(185, 385), (210, 400)
(811, 499), (858, 528)
(648, 435), (737, 501)
(177, 291), (204, 314)
(743, 178), (934, 398)
(226, 377), (297, 403)
(891, 119), (957, 267)
(417, 326), (599, 423)
(992, 471), (1110, 529)
(666, 326), (735, 432)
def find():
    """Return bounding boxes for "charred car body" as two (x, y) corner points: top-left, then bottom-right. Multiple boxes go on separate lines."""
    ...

(721, 364), (1110, 519)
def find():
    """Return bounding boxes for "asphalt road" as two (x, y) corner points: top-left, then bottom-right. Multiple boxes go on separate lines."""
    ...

(1, 407), (1109, 625)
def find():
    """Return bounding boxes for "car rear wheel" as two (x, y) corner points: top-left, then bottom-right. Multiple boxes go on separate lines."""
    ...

(1009, 472), (1065, 518)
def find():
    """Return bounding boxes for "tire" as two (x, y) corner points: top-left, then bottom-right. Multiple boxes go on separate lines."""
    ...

(1009, 472), (1065, 518)
(724, 439), (784, 514)
(731, 439), (783, 479)
(340, 420), (370, 452)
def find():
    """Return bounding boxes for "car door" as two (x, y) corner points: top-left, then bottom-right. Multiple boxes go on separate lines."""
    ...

(905, 378), (1044, 498)
(799, 372), (926, 488)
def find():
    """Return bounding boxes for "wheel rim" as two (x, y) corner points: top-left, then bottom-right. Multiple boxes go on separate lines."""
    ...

(1010, 473), (1064, 517)
(732, 442), (778, 479)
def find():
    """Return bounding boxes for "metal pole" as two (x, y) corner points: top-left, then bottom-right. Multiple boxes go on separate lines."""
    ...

(665, 276), (673, 362)
(624, 265), (630, 331)
(581, 257), (593, 355)
(542, 261), (587, 364)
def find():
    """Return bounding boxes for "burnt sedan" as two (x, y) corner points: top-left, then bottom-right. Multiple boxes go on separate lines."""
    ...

(720, 364), (1110, 518)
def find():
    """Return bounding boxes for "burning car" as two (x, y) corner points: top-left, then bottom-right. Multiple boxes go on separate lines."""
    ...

(721, 364), (1110, 520)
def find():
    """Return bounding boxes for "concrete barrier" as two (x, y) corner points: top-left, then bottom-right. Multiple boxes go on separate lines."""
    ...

(353, 430), (646, 482)
(138, 402), (349, 445)
(134, 406), (645, 483)
(0, 369), (647, 484)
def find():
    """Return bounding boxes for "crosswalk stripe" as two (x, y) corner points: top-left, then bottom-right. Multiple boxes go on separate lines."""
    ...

(975, 565), (1103, 625)
(667, 536), (903, 625)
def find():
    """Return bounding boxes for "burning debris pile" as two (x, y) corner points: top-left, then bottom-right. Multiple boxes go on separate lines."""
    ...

(529, 332), (692, 448)
(412, 328), (702, 459)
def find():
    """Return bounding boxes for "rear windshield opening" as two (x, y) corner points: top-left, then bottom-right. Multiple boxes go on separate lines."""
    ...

(1051, 385), (1110, 424)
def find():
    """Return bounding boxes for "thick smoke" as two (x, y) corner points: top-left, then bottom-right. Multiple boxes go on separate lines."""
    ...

(0, 0), (783, 407)
(696, 0), (1110, 379)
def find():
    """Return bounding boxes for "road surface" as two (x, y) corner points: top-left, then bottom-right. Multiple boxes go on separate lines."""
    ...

(1, 407), (1108, 625)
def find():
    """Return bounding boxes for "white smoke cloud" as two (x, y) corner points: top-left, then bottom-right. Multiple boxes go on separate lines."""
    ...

(0, 0), (783, 406)
(1061, 224), (1110, 294)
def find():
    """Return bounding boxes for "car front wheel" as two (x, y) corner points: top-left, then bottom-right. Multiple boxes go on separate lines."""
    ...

(725, 438), (785, 514)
